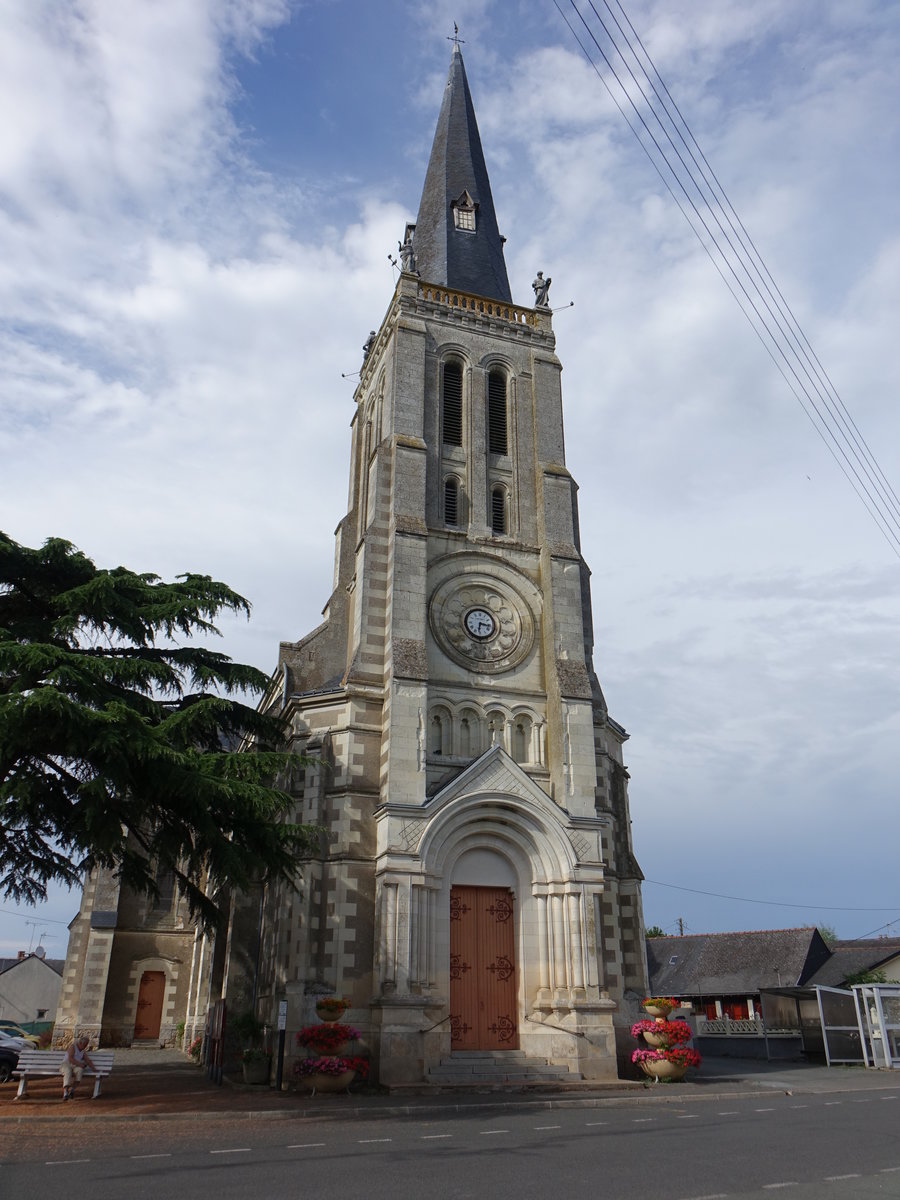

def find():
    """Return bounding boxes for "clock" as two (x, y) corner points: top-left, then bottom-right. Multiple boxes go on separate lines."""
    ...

(464, 608), (496, 640)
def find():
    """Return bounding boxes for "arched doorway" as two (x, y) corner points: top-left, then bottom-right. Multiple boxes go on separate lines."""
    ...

(134, 970), (166, 1040)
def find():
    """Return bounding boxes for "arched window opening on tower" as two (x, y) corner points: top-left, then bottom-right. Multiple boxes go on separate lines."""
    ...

(491, 486), (506, 536)
(444, 476), (460, 526)
(442, 361), (463, 446)
(487, 370), (508, 455)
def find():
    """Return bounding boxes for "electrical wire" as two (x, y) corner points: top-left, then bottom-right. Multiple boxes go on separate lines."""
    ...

(644, 877), (900, 913)
(552, 0), (900, 557)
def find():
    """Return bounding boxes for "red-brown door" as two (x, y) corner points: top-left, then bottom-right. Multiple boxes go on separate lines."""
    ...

(134, 970), (166, 1040)
(450, 885), (518, 1050)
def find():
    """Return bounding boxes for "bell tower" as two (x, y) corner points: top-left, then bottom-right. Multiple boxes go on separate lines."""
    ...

(209, 43), (647, 1086)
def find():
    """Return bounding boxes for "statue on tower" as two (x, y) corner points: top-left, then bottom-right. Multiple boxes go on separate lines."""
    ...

(532, 270), (551, 308)
(399, 224), (417, 274)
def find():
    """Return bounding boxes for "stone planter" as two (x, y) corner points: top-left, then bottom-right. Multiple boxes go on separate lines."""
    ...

(640, 1058), (687, 1082)
(642, 1004), (670, 1018)
(299, 1068), (355, 1094)
(642, 1027), (667, 1047)
(242, 1055), (271, 1085)
(315, 1004), (349, 1024)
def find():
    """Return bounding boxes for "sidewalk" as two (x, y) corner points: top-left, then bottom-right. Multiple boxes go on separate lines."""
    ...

(1, 1048), (897, 1123)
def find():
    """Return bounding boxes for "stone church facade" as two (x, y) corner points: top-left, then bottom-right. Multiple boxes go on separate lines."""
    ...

(56, 46), (648, 1081)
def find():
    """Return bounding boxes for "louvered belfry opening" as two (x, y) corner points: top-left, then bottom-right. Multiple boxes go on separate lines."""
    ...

(487, 370), (507, 455)
(442, 361), (463, 445)
(444, 476), (459, 526)
(491, 486), (506, 535)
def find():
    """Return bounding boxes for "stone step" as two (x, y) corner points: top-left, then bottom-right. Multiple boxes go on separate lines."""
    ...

(427, 1053), (581, 1085)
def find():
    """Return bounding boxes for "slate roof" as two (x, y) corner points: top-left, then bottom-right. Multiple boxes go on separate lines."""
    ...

(0, 954), (64, 976)
(804, 938), (900, 987)
(413, 44), (512, 303)
(646, 928), (832, 997)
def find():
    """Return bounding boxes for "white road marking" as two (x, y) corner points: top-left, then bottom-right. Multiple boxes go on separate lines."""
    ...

(479, 1129), (509, 1135)
(824, 1175), (860, 1181)
(762, 1184), (797, 1190)
(287, 1143), (326, 1149)
(210, 1148), (250, 1155)
(755, 1107), (775, 1112)
(46, 1159), (91, 1166)
(790, 1104), (808, 1109)
(677, 1114), (698, 1120)
(851, 1099), (874, 1104)
(718, 1111), (739, 1115)
(131, 1154), (172, 1160)
(633, 1117), (655, 1123)
(534, 1125), (561, 1130)
(881, 1095), (898, 1101)
(421, 1134), (452, 1140)
(358, 1138), (392, 1144)
(879, 1166), (900, 1172)
(677, 1194), (728, 1200)
(825, 1101), (842, 1106)
(585, 1121), (608, 1126)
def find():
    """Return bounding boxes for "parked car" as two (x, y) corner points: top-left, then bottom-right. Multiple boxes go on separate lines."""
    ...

(0, 1021), (40, 1047)
(0, 1045), (19, 1084)
(0, 1030), (29, 1053)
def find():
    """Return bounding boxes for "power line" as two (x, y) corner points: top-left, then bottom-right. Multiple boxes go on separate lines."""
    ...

(553, 0), (900, 557)
(644, 877), (900, 913)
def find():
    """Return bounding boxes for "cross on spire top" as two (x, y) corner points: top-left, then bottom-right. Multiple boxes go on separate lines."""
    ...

(447, 23), (465, 47)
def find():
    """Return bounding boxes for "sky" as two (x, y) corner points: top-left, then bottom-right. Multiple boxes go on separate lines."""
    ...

(2, 0), (899, 959)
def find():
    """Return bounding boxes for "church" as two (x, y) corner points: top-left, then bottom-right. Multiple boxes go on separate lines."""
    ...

(55, 44), (648, 1085)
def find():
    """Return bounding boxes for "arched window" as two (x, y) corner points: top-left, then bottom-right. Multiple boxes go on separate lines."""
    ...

(488, 370), (508, 455)
(442, 361), (463, 446)
(513, 717), (532, 764)
(491, 486), (506, 535)
(459, 716), (471, 757)
(430, 715), (443, 755)
(444, 477), (459, 526)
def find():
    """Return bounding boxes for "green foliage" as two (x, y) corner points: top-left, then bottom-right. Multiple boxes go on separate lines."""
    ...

(818, 924), (839, 948)
(231, 1010), (264, 1047)
(645, 925), (666, 938)
(0, 531), (317, 928)
(845, 969), (889, 986)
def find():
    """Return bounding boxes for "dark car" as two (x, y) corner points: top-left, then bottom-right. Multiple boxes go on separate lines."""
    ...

(0, 1044), (19, 1084)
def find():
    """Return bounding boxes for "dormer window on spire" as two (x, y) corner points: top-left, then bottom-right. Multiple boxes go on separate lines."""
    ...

(451, 190), (478, 232)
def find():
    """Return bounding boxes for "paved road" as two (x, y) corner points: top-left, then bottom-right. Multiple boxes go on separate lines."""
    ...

(4, 1085), (899, 1198)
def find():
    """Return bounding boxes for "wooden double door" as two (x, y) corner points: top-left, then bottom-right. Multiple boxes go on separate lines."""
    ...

(449, 885), (518, 1050)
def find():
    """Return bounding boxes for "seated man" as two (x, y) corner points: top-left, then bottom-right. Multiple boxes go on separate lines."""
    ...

(61, 1035), (96, 1101)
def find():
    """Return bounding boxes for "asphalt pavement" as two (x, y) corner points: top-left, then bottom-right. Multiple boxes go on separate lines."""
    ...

(1, 1047), (897, 1124)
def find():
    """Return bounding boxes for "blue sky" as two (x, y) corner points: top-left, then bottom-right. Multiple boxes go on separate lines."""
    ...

(2, 0), (899, 957)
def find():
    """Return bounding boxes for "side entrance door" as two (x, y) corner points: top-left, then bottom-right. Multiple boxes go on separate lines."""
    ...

(134, 970), (166, 1040)
(450, 885), (518, 1050)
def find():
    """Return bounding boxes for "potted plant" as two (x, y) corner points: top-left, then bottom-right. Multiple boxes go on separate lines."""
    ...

(294, 1005), (368, 1093)
(293, 1054), (370, 1094)
(232, 1011), (270, 1085)
(641, 996), (678, 1018)
(631, 1016), (701, 1081)
(314, 996), (350, 1023)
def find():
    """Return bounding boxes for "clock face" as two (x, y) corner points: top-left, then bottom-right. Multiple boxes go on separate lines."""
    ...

(464, 607), (496, 640)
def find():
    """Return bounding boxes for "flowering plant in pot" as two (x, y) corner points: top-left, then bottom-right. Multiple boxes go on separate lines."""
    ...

(631, 1018), (692, 1048)
(296, 1023), (360, 1055)
(641, 996), (678, 1017)
(293, 1054), (370, 1093)
(314, 996), (350, 1021)
(632, 1046), (701, 1071)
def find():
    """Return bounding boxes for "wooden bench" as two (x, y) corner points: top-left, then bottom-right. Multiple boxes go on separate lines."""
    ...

(14, 1049), (115, 1099)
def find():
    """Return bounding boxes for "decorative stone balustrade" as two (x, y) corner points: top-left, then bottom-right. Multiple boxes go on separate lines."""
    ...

(416, 282), (539, 327)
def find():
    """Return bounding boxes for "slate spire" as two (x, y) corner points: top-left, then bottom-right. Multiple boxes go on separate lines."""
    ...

(413, 45), (512, 303)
